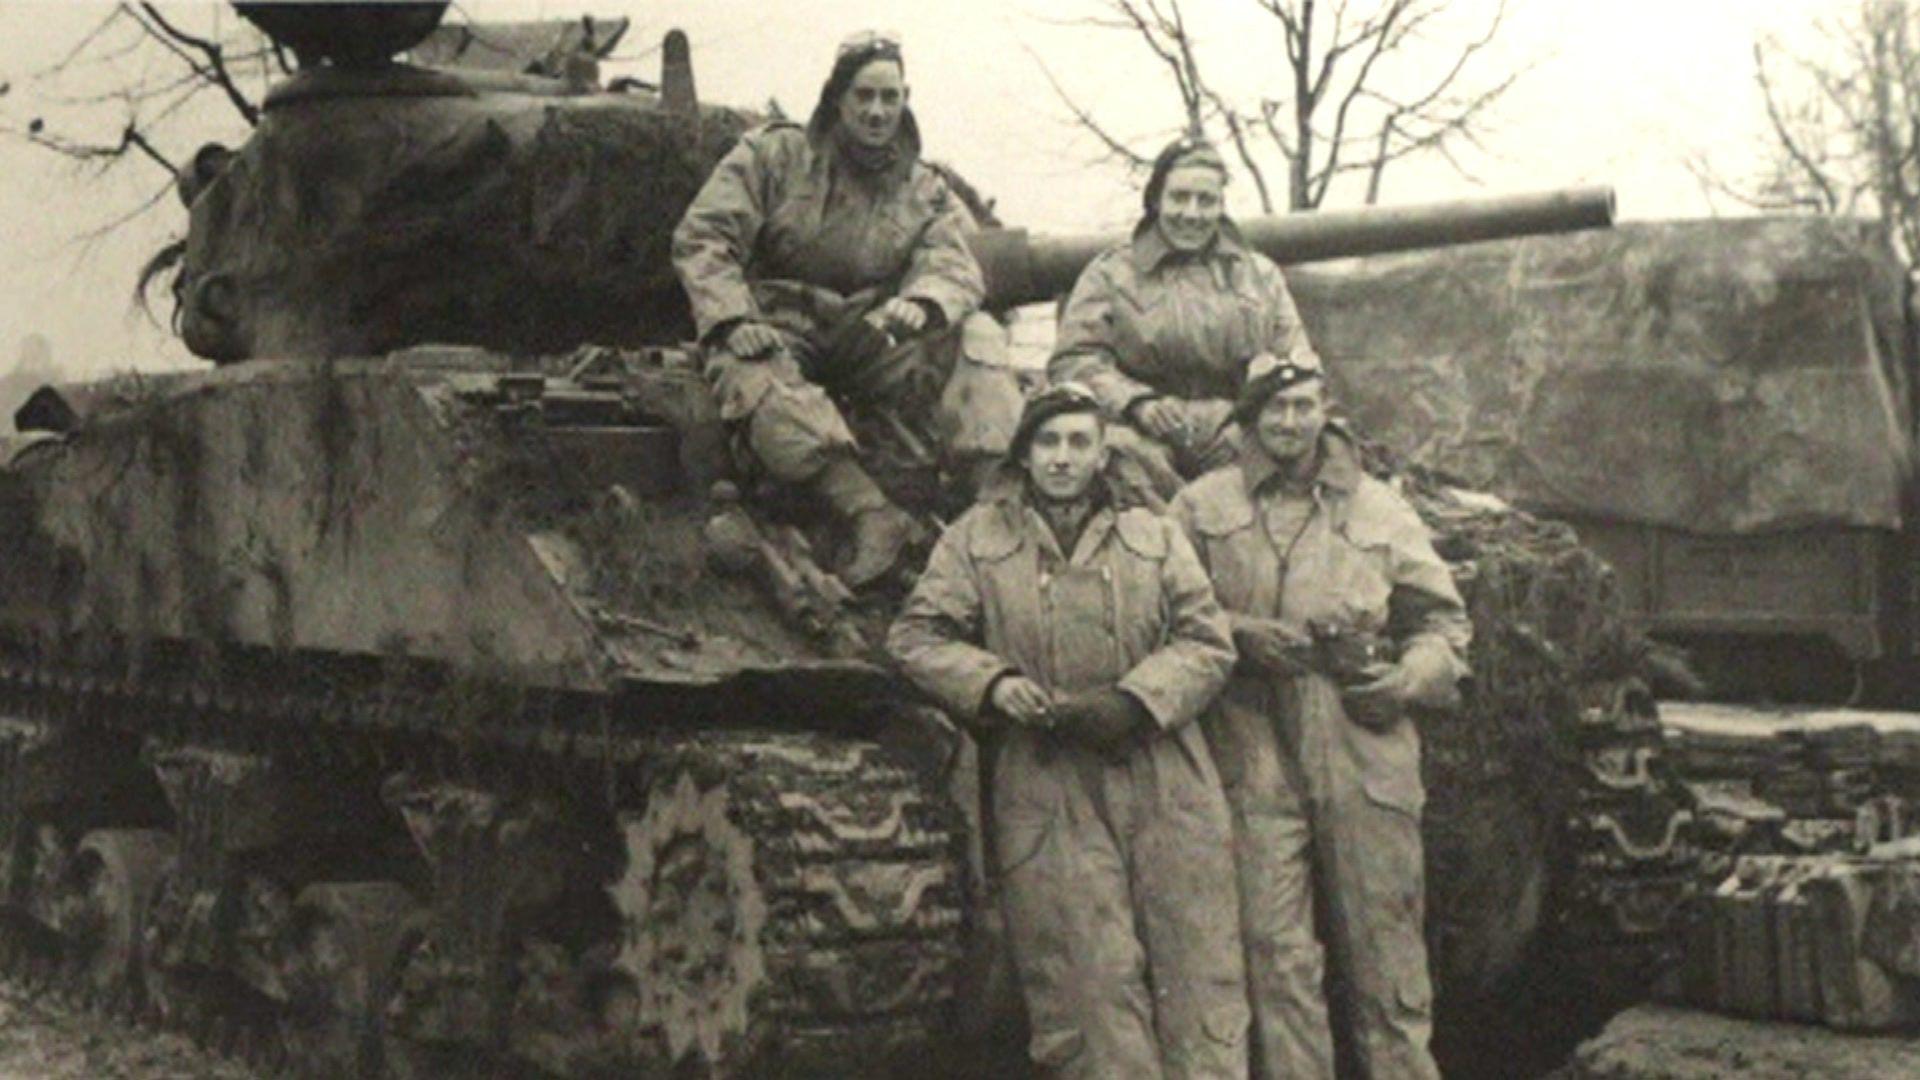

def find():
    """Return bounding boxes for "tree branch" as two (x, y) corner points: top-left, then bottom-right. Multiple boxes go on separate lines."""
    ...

(1029, 49), (1153, 169)
(133, 2), (259, 126)
(1207, 94), (1275, 212)
(1754, 38), (1841, 213)
(11, 118), (176, 175)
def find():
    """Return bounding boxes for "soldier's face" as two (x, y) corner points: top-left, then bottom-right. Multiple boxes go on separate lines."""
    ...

(838, 60), (908, 148)
(1026, 412), (1108, 502)
(1156, 165), (1225, 251)
(1254, 381), (1327, 465)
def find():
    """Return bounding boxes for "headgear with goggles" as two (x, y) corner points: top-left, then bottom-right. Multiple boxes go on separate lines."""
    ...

(837, 28), (903, 60)
(1142, 135), (1229, 220)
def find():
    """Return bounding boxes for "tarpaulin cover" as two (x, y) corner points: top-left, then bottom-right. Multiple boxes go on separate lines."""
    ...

(1287, 218), (1914, 533)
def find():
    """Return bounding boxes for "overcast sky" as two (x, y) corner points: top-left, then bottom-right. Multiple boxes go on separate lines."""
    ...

(0, 0), (1837, 375)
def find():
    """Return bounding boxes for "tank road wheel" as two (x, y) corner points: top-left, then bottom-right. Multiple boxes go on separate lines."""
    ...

(278, 882), (420, 1079)
(610, 769), (768, 1070)
(56, 829), (176, 1011)
(606, 733), (967, 1078)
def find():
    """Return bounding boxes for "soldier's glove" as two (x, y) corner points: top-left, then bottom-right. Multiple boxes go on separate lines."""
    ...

(1396, 638), (1466, 710)
(1311, 621), (1394, 686)
(1338, 664), (1405, 731)
(1339, 640), (1462, 731)
(818, 312), (896, 385)
(1231, 615), (1312, 676)
(1051, 689), (1153, 760)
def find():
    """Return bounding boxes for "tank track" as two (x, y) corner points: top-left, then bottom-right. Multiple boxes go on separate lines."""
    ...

(0, 639), (969, 1078)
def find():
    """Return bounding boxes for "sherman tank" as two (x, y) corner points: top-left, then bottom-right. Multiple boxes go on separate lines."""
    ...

(0, 7), (1693, 1078)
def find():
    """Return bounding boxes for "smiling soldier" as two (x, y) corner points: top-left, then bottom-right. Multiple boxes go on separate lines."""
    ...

(1048, 137), (1318, 505)
(888, 384), (1250, 1078)
(673, 30), (1023, 588)
(1171, 354), (1471, 1080)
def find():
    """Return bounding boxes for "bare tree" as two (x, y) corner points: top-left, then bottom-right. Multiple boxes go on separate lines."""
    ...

(0, 5), (274, 217)
(1694, 1), (1920, 262)
(1046, 0), (1525, 211)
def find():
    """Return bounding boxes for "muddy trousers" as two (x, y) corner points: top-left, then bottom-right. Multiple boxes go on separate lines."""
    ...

(704, 310), (1024, 483)
(1205, 677), (1439, 1080)
(992, 729), (1249, 1080)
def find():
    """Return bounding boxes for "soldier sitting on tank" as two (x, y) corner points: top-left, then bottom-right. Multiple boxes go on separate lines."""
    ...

(889, 383), (1249, 1079)
(1049, 136), (1318, 506)
(672, 30), (1022, 589)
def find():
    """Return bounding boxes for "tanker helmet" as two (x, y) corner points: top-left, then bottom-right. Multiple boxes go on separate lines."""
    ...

(1142, 135), (1229, 222)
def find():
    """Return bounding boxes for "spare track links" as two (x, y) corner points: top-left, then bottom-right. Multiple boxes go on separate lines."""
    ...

(1556, 677), (1703, 997)
(0, 644), (969, 1077)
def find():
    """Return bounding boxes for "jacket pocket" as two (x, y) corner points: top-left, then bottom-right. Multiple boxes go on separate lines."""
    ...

(1186, 493), (1263, 607)
(1325, 519), (1395, 627)
(1362, 767), (1425, 817)
(1349, 720), (1425, 817)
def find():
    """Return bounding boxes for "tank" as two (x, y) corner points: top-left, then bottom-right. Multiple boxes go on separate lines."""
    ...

(0, 7), (1693, 1078)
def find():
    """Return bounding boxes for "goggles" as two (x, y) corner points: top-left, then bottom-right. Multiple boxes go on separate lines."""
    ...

(837, 29), (903, 58)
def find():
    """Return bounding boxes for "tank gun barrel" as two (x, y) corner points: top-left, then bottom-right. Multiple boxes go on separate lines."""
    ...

(970, 185), (1616, 310)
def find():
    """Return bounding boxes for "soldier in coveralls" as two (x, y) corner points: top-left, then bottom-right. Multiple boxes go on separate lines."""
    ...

(673, 31), (1022, 587)
(888, 384), (1250, 1078)
(1050, 137), (1317, 504)
(1170, 353), (1471, 1079)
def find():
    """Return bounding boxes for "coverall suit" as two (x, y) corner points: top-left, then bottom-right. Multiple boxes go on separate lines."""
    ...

(1170, 426), (1470, 1080)
(671, 122), (1021, 483)
(1050, 226), (1317, 501)
(887, 481), (1249, 1079)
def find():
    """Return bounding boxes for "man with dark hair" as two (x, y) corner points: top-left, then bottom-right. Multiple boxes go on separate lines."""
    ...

(673, 30), (1022, 587)
(1171, 353), (1470, 1079)
(889, 384), (1249, 1079)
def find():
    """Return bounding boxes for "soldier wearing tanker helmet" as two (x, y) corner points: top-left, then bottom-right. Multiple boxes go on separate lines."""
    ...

(889, 383), (1251, 1079)
(672, 30), (1023, 588)
(1050, 136), (1319, 506)
(1170, 352), (1471, 1080)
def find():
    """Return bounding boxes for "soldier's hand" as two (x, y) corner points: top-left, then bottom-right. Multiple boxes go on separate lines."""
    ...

(868, 297), (928, 337)
(1128, 397), (1187, 442)
(1232, 616), (1311, 676)
(1051, 690), (1151, 759)
(725, 321), (784, 359)
(1341, 661), (1409, 730)
(1395, 639), (1465, 710)
(989, 674), (1054, 727)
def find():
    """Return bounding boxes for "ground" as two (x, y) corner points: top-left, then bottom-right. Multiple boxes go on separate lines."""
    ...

(1554, 1004), (1920, 1079)
(0, 981), (253, 1080)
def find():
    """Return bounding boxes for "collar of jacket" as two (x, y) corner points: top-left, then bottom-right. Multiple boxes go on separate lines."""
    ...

(810, 122), (921, 188)
(1238, 420), (1364, 499)
(970, 470), (1164, 564)
(1129, 218), (1251, 274)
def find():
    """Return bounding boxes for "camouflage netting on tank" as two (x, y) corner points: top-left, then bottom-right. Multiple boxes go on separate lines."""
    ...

(1292, 218), (1914, 533)
(178, 86), (757, 362)
(1366, 445), (1703, 1074)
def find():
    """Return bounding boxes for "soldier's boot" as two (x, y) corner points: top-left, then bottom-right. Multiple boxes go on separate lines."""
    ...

(813, 458), (926, 588)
